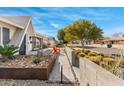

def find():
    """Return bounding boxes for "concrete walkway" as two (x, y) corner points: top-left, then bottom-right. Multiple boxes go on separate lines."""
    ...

(64, 47), (80, 80)
(49, 49), (75, 83)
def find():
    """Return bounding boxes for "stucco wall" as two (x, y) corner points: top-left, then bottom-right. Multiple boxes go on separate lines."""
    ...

(26, 22), (35, 54)
(0, 21), (17, 41)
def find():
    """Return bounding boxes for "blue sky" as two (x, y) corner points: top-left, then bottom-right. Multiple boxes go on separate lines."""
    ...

(0, 7), (124, 39)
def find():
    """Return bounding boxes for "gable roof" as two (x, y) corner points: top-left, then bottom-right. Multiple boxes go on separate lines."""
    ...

(0, 16), (31, 29)
(36, 32), (44, 38)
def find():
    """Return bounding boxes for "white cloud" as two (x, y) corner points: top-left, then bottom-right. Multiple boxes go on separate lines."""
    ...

(50, 23), (60, 28)
(81, 8), (109, 17)
(104, 26), (124, 37)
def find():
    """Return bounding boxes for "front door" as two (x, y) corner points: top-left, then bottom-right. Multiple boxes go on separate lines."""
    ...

(19, 35), (26, 55)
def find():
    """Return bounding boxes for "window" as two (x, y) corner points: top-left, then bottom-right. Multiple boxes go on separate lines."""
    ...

(0, 27), (1, 44)
(3, 27), (10, 44)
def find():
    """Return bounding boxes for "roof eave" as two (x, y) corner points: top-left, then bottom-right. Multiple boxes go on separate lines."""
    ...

(0, 17), (24, 29)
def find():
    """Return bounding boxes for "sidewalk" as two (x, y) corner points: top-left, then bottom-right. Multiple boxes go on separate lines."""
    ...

(64, 47), (80, 82)
(49, 49), (75, 83)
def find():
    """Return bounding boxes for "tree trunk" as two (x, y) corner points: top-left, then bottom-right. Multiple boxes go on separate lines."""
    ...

(81, 40), (84, 49)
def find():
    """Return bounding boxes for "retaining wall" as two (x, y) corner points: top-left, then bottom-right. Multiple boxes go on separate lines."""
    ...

(0, 57), (56, 80)
(80, 57), (124, 86)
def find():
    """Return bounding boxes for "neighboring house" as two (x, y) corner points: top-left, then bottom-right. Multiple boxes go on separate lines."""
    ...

(42, 35), (57, 47)
(47, 37), (57, 47)
(101, 37), (124, 44)
(32, 32), (43, 50)
(42, 36), (49, 45)
(89, 37), (124, 49)
(0, 16), (37, 55)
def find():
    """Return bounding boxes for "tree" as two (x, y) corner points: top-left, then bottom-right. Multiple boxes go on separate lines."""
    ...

(57, 28), (69, 44)
(57, 29), (65, 43)
(58, 19), (103, 48)
(64, 32), (78, 42)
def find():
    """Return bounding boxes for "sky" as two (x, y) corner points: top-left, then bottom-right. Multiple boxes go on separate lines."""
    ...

(0, 7), (124, 39)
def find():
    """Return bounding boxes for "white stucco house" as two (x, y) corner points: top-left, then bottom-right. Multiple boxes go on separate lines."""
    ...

(0, 16), (40, 55)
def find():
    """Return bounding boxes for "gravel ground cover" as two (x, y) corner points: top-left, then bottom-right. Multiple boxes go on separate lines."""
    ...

(0, 55), (53, 68)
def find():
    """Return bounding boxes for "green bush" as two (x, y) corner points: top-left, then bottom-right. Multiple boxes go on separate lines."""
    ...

(74, 49), (82, 55)
(33, 57), (41, 64)
(78, 52), (85, 57)
(104, 55), (112, 58)
(74, 48), (121, 76)
(82, 49), (85, 53)
(102, 57), (120, 75)
(84, 50), (90, 54)
(85, 55), (90, 59)
(118, 59), (124, 68)
(24, 55), (31, 59)
(103, 57), (116, 65)
(98, 53), (104, 57)
(0, 44), (18, 59)
(42, 43), (48, 49)
(88, 52), (97, 56)
(88, 56), (102, 65)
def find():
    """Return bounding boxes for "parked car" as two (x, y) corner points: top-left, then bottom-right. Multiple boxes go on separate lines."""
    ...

(107, 44), (112, 48)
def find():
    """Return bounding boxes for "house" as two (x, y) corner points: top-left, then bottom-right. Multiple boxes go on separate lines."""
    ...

(0, 16), (38, 55)
(32, 32), (43, 50)
(41, 35), (57, 47)
(101, 37), (124, 44)
(46, 37), (57, 47)
(91, 37), (124, 49)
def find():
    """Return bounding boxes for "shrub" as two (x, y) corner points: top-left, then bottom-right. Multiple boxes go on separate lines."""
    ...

(103, 57), (116, 65)
(88, 56), (102, 65)
(0, 44), (18, 60)
(78, 52), (85, 57)
(102, 57), (117, 70)
(119, 59), (124, 68)
(42, 43), (48, 49)
(98, 53), (104, 57)
(97, 55), (103, 60)
(88, 52), (97, 56)
(84, 50), (90, 54)
(104, 55), (112, 58)
(82, 49), (85, 53)
(74, 49), (82, 55)
(102, 57), (120, 75)
(85, 55), (90, 59)
(24, 55), (31, 59)
(33, 57), (41, 64)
